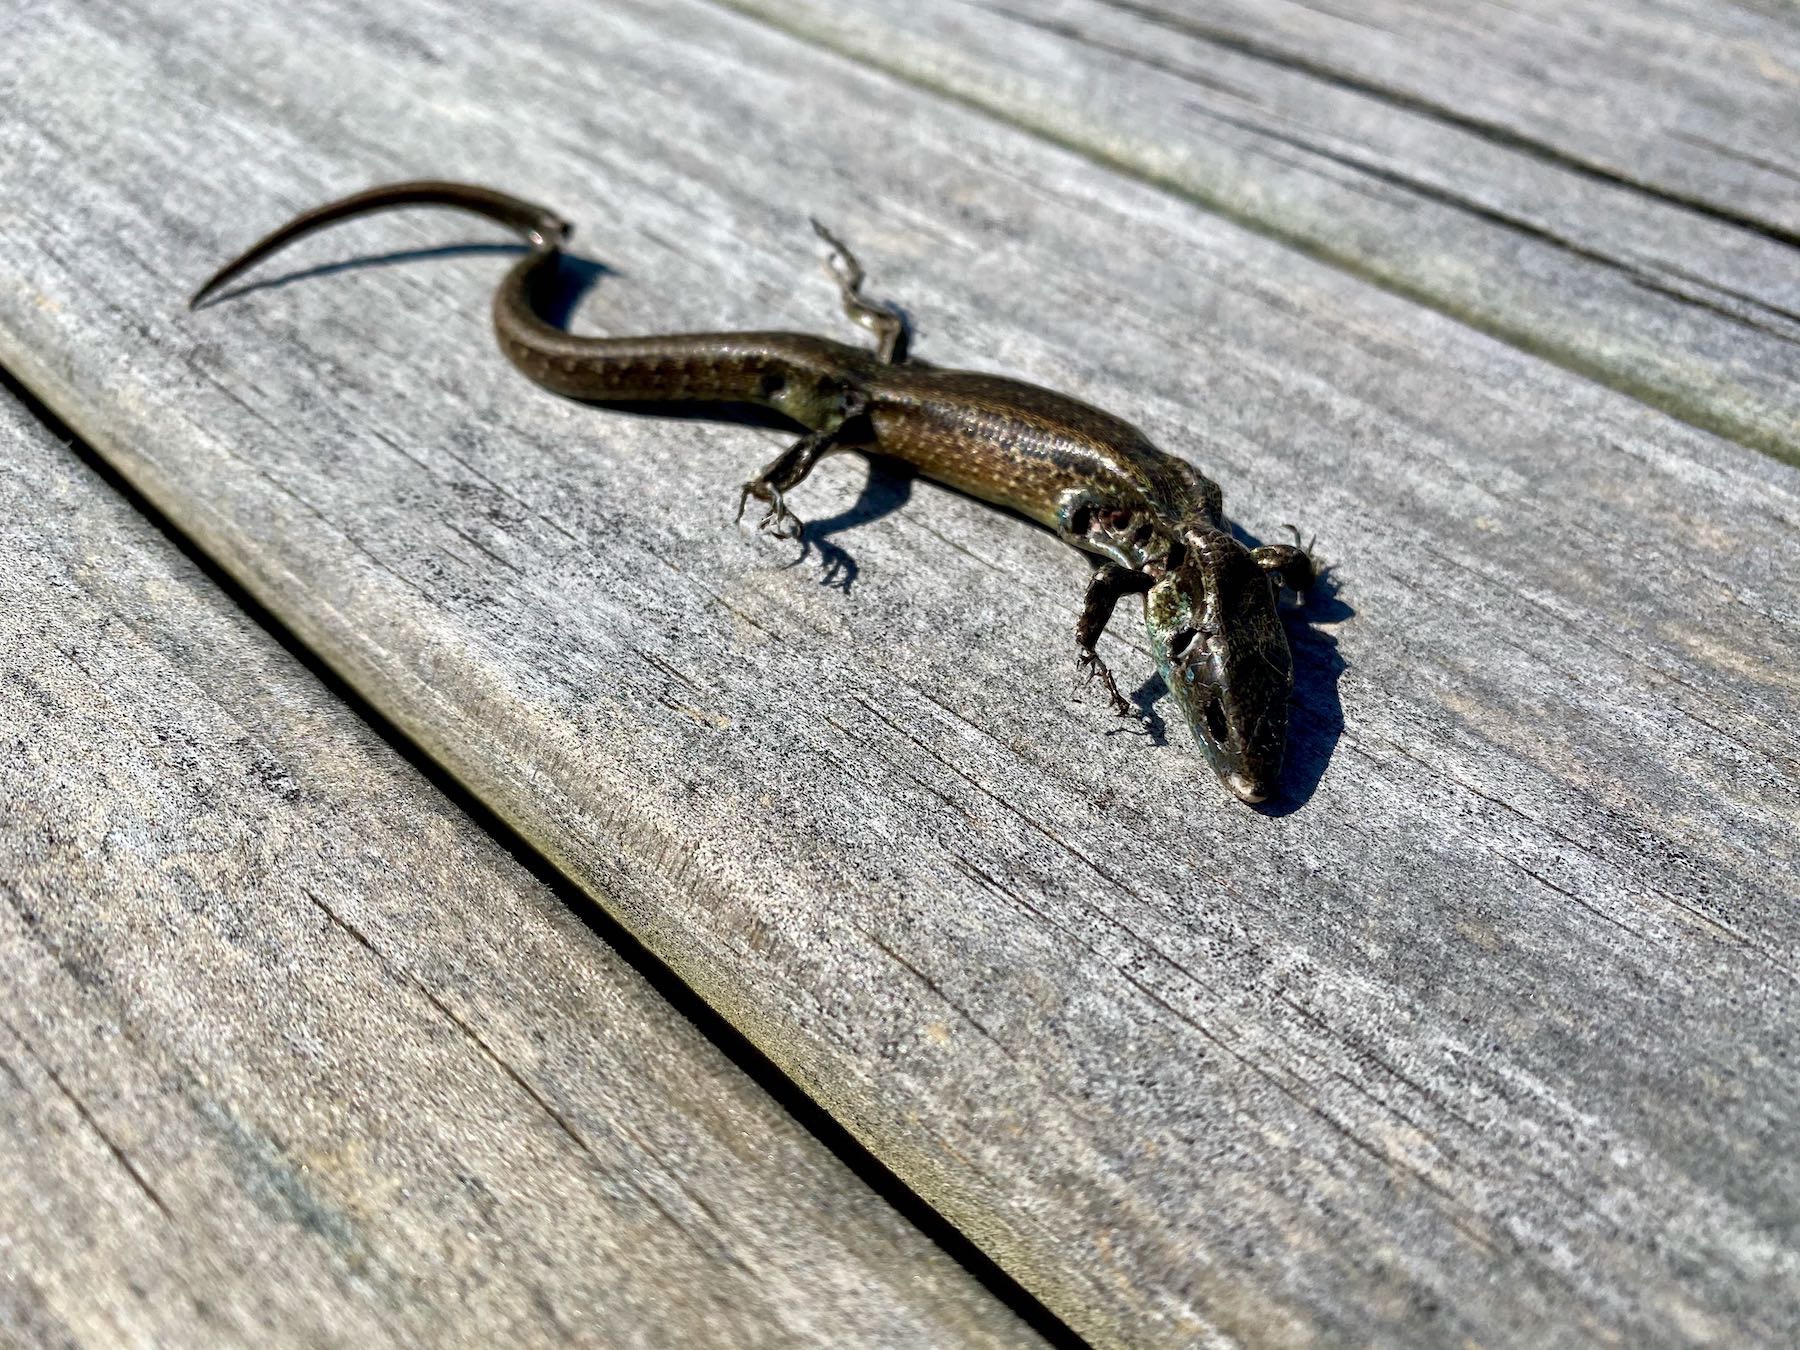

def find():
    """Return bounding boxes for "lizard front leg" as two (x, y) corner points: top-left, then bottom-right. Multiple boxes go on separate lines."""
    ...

(738, 428), (842, 540)
(1251, 525), (1318, 592)
(737, 389), (872, 540)
(1076, 562), (1152, 717)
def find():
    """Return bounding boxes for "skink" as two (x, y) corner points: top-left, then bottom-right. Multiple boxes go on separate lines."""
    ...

(192, 181), (1315, 803)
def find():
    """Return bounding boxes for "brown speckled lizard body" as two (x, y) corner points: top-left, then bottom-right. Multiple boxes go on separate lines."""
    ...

(192, 181), (1314, 803)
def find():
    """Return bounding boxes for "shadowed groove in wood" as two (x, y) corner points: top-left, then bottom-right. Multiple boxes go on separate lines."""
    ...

(1088, 0), (1800, 251)
(707, 0), (1800, 464)
(0, 364), (1076, 1350)
(4, 0), (1800, 1343)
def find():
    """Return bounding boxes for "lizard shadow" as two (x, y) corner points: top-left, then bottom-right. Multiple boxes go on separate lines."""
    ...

(1101, 672), (1170, 748)
(787, 456), (915, 593)
(1236, 522), (1350, 815)
(192, 242), (591, 308)
(1265, 572), (1349, 814)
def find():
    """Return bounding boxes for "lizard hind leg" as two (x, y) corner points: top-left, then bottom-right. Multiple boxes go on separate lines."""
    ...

(810, 219), (909, 364)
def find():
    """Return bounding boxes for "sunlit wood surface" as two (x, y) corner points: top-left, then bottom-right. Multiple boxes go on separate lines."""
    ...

(3, 1), (1797, 1344)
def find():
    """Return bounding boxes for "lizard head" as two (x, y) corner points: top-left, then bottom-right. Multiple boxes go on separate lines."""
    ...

(1145, 526), (1294, 804)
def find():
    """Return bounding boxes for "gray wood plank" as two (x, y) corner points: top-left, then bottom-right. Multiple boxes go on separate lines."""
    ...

(717, 0), (1800, 462)
(1109, 0), (1800, 239)
(5, 0), (1800, 1344)
(0, 391), (1038, 1348)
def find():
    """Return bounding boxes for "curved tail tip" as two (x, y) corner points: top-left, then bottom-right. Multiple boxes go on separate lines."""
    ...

(188, 271), (229, 310)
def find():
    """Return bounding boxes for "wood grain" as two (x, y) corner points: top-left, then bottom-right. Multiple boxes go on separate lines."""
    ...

(1106, 0), (1800, 238)
(716, 0), (1800, 462)
(0, 390), (1037, 1348)
(5, 0), (1800, 1344)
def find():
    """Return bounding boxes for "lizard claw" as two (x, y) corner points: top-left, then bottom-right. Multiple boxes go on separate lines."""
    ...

(1077, 648), (1137, 720)
(738, 481), (806, 541)
(761, 490), (805, 540)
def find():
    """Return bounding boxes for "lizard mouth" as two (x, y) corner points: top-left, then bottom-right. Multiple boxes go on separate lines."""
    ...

(1223, 772), (1269, 805)
(1191, 688), (1267, 801)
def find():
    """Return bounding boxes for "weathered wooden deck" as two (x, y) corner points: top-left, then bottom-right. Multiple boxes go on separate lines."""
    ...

(3, 2), (1797, 1346)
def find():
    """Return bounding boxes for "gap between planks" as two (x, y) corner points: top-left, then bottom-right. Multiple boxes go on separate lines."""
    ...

(705, 0), (1800, 464)
(0, 361), (1089, 1350)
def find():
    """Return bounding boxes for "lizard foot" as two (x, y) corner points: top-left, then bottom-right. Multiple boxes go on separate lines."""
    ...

(736, 482), (806, 541)
(1077, 648), (1137, 719)
(1252, 524), (1319, 592)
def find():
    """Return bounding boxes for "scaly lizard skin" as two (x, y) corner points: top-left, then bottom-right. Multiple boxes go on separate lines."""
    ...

(192, 182), (1315, 803)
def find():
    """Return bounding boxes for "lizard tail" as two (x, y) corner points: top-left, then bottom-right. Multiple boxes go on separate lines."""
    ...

(188, 180), (570, 309)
